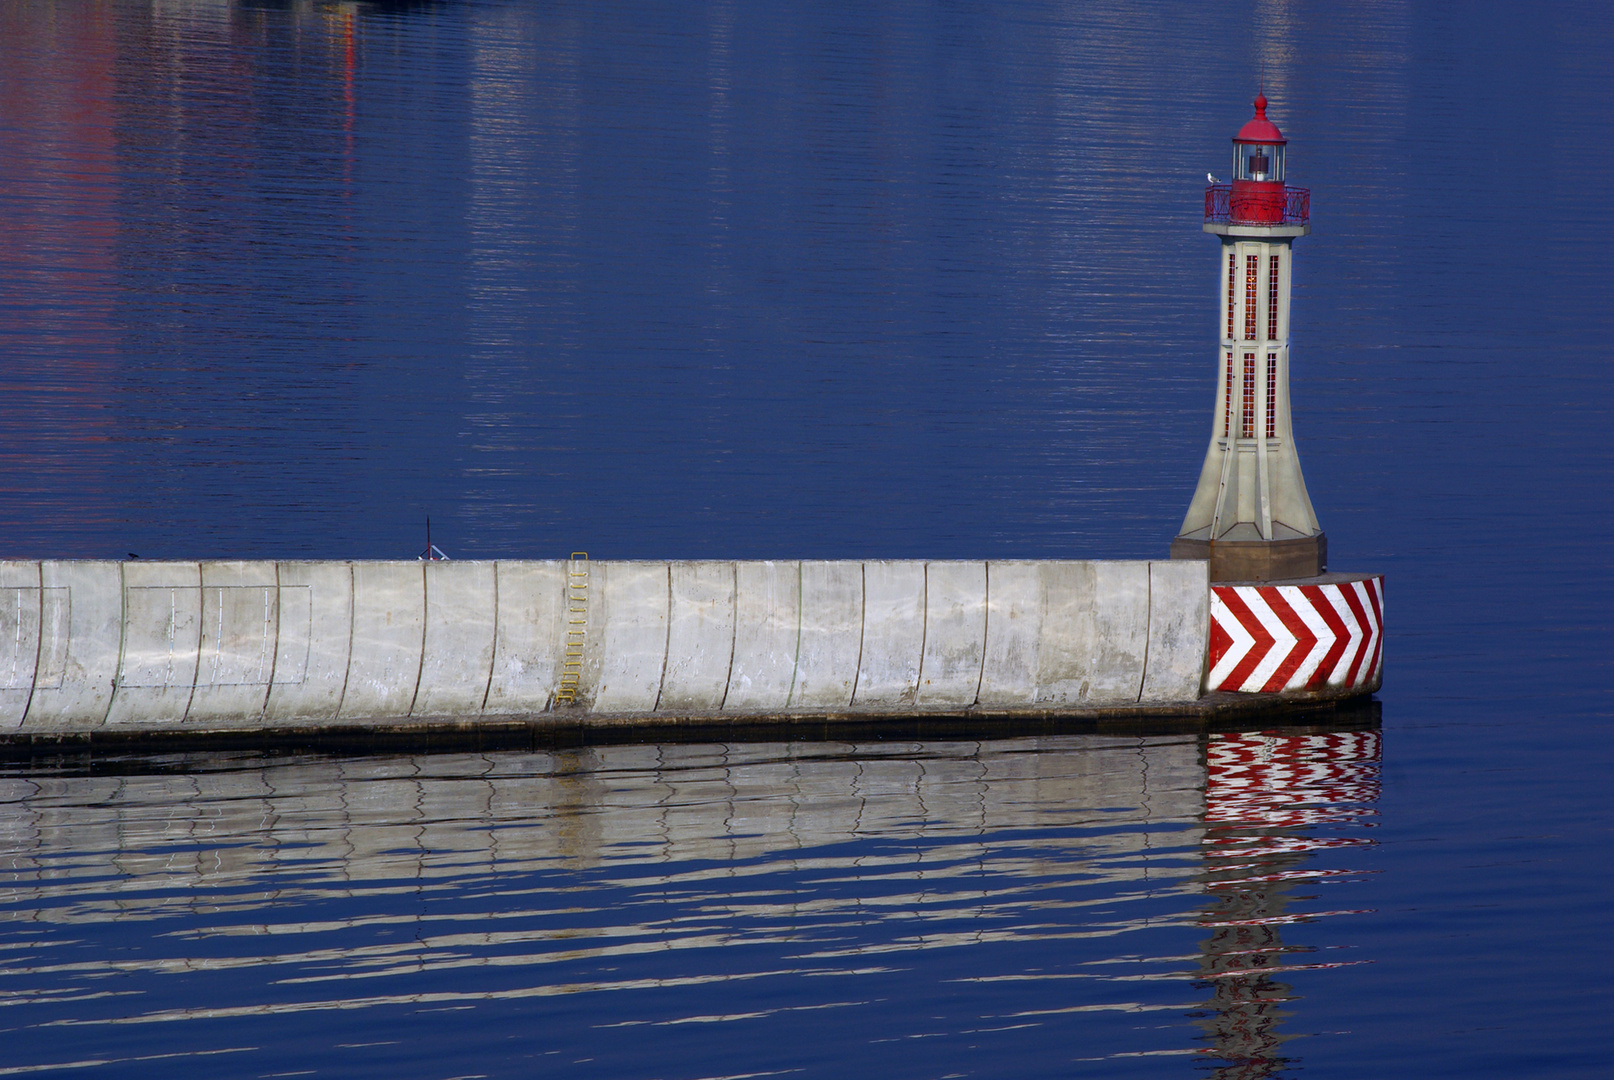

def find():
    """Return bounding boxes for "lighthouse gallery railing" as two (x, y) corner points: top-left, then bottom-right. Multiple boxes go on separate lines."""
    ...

(1204, 184), (1310, 226)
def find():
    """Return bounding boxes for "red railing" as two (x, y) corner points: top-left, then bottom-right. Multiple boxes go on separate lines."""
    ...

(1204, 184), (1310, 226)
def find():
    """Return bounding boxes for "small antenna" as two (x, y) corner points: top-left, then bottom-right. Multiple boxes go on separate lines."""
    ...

(419, 516), (449, 561)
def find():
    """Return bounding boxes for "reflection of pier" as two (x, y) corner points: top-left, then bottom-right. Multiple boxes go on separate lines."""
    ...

(1193, 730), (1383, 1077)
(0, 723), (1379, 1072)
(0, 738), (1209, 913)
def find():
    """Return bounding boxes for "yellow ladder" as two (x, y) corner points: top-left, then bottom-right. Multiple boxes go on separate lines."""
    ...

(554, 553), (589, 706)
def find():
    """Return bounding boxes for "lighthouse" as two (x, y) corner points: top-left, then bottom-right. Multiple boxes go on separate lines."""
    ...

(1171, 93), (1325, 582)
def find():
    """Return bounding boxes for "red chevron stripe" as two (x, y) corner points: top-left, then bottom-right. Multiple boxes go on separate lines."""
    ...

(1209, 610), (1236, 674)
(1338, 582), (1372, 688)
(1218, 587), (1275, 692)
(1365, 577), (1384, 681)
(1300, 584), (1349, 689)
(1261, 587), (1318, 693)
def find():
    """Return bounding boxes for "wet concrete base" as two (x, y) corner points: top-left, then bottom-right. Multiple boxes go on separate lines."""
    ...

(0, 687), (1381, 758)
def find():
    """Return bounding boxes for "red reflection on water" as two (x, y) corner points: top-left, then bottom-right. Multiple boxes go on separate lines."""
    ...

(0, 5), (123, 515)
(1193, 729), (1382, 1079)
(0, 5), (120, 344)
(0, 6), (364, 545)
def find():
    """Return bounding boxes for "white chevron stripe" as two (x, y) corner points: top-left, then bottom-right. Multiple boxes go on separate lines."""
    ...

(1207, 591), (1255, 690)
(1349, 579), (1380, 687)
(1242, 588), (1298, 692)
(1367, 577), (1385, 683)
(1276, 585), (1335, 689)
(1320, 585), (1365, 687)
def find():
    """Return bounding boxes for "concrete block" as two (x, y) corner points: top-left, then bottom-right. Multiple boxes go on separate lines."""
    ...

(659, 562), (736, 713)
(414, 561), (497, 717)
(853, 561), (924, 708)
(264, 561), (352, 724)
(338, 562), (426, 721)
(0, 562), (42, 730)
(1035, 561), (1149, 705)
(978, 561), (1042, 706)
(187, 561), (280, 726)
(724, 560), (799, 712)
(485, 561), (566, 715)
(1139, 560), (1209, 702)
(1086, 561), (1152, 703)
(105, 562), (203, 727)
(791, 561), (862, 709)
(917, 561), (987, 707)
(23, 561), (120, 731)
(591, 562), (668, 713)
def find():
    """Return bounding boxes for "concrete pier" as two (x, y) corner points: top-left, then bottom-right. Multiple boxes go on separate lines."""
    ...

(0, 558), (1379, 744)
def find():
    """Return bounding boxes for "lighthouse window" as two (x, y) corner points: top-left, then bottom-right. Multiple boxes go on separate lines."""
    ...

(1266, 354), (1278, 438)
(1244, 255), (1259, 340)
(1242, 353), (1256, 439)
(1267, 255), (1280, 339)
(1233, 143), (1285, 182)
(1226, 253), (1236, 339)
(1224, 352), (1234, 436)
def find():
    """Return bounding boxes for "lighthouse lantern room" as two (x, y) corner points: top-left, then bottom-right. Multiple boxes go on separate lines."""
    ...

(1172, 93), (1324, 582)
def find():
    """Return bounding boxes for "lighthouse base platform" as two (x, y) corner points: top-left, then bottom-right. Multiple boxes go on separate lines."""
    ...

(1170, 533), (1327, 582)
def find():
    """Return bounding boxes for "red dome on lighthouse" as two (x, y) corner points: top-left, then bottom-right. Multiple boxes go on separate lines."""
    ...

(1235, 92), (1286, 144)
(1203, 89), (1308, 228)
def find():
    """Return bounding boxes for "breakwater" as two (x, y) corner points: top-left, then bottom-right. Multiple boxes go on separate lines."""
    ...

(0, 558), (1380, 742)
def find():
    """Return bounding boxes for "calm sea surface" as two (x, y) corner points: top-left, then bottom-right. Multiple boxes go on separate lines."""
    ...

(0, 1), (1610, 1077)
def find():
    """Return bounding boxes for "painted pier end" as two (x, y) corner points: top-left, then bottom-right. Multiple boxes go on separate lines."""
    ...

(0, 558), (1381, 745)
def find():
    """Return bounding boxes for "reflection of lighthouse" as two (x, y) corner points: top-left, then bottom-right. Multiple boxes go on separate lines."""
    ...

(1192, 729), (1383, 1078)
(1173, 94), (1325, 582)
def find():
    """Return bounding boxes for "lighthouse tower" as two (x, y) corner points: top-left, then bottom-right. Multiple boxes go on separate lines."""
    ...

(1171, 93), (1325, 582)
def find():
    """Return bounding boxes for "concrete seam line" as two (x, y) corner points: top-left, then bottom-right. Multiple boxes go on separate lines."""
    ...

(851, 562), (869, 706)
(179, 563), (203, 724)
(1136, 563), (1153, 704)
(480, 562), (499, 714)
(717, 561), (736, 713)
(1200, 568), (1213, 694)
(973, 561), (988, 707)
(912, 562), (929, 704)
(786, 561), (801, 709)
(1199, 570), (1212, 695)
(407, 561), (427, 718)
(20, 561), (42, 731)
(104, 561), (127, 729)
(334, 562), (354, 722)
(260, 561), (281, 722)
(653, 562), (672, 713)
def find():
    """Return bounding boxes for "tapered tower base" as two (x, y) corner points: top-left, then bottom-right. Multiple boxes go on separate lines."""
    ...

(1170, 533), (1325, 583)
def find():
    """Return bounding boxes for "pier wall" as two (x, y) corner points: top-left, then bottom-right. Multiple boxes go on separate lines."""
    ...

(0, 559), (1210, 735)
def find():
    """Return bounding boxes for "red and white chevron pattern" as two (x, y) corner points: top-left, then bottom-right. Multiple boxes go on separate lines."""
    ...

(1207, 576), (1382, 694)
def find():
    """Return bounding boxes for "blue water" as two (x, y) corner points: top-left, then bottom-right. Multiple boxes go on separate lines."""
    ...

(0, 1), (1610, 1077)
